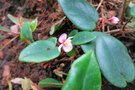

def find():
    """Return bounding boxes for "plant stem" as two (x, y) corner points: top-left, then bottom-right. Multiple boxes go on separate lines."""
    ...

(96, 0), (104, 10)
(120, 0), (127, 25)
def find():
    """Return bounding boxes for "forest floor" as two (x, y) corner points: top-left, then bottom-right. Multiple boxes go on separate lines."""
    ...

(0, 0), (135, 90)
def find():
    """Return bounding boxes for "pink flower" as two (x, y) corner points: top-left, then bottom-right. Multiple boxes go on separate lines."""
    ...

(99, 18), (104, 22)
(58, 33), (73, 52)
(108, 16), (119, 24)
(99, 18), (106, 27)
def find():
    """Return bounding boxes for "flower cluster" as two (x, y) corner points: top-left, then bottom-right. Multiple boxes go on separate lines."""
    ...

(99, 16), (119, 27)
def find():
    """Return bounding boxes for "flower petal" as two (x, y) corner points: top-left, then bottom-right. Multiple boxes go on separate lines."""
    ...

(63, 43), (73, 52)
(11, 78), (23, 84)
(59, 33), (67, 43)
(109, 16), (119, 24)
(67, 37), (73, 41)
(58, 44), (63, 52)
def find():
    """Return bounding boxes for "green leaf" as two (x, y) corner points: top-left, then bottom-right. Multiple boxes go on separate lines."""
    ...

(20, 22), (34, 42)
(47, 37), (57, 45)
(68, 29), (78, 37)
(58, 0), (99, 31)
(38, 78), (63, 88)
(94, 32), (135, 88)
(7, 14), (32, 24)
(30, 18), (38, 32)
(0, 35), (5, 39)
(7, 14), (19, 24)
(72, 31), (96, 45)
(22, 78), (31, 90)
(81, 42), (95, 53)
(19, 40), (60, 63)
(49, 17), (65, 35)
(0, 26), (10, 31)
(62, 51), (101, 90)
(67, 47), (76, 57)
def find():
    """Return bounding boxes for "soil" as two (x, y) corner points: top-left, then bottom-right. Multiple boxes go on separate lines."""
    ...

(0, 0), (135, 90)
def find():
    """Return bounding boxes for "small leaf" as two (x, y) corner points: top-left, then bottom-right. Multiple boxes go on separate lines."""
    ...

(94, 32), (135, 87)
(58, 0), (99, 31)
(30, 18), (38, 32)
(7, 14), (19, 24)
(68, 30), (78, 37)
(19, 40), (60, 63)
(62, 51), (101, 90)
(8, 81), (12, 90)
(49, 17), (65, 35)
(0, 35), (5, 39)
(22, 78), (31, 90)
(72, 31), (96, 45)
(67, 47), (76, 57)
(20, 22), (33, 42)
(7, 14), (32, 24)
(38, 78), (63, 88)
(0, 26), (10, 31)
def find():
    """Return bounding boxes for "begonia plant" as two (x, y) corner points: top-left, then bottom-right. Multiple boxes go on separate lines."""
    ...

(16, 0), (135, 90)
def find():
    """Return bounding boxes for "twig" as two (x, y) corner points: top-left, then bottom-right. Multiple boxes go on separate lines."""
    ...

(120, 0), (127, 25)
(0, 35), (19, 51)
(96, 0), (104, 10)
(106, 29), (135, 34)
(122, 17), (132, 31)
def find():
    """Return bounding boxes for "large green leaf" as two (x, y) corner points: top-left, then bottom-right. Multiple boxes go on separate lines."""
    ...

(47, 37), (57, 45)
(62, 51), (101, 90)
(20, 22), (33, 42)
(72, 31), (96, 45)
(81, 42), (95, 53)
(38, 78), (63, 88)
(94, 32), (135, 88)
(58, 0), (99, 31)
(19, 39), (60, 63)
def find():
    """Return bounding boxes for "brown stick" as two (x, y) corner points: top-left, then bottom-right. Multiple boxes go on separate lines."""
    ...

(96, 0), (104, 10)
(120, 0), (127, 25)
(0, 35), (19, 51)
(106, 29), (135, 34)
